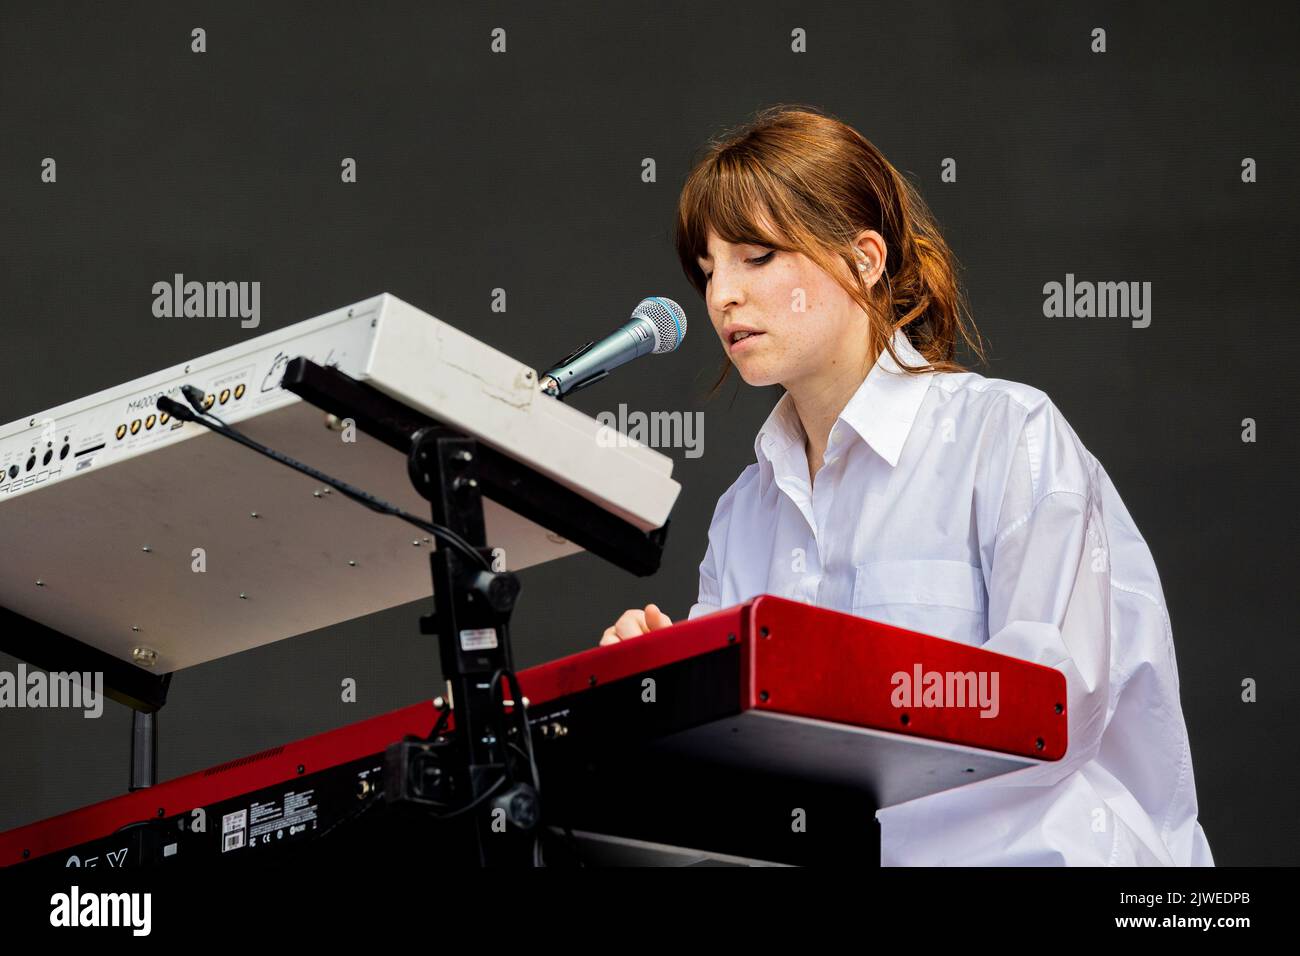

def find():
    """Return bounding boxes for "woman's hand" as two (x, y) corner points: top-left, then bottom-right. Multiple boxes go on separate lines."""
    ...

(598, 603), (673, 646)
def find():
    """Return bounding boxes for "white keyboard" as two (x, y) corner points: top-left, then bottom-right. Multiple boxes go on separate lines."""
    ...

(0, 294), (680, 672)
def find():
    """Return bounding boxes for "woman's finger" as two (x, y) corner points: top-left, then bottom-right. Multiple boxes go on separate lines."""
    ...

(614, 609), (648, 640)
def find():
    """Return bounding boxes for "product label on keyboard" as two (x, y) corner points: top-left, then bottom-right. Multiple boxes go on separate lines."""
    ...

(219, 790), (320, 853)
(246, 790), (320, 848)
(221, 809), (247, 853)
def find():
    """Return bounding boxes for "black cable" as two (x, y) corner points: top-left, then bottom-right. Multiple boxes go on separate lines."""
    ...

(490, 668), (541, 795)
(424, 773), (509, 820)
(157, 390), (543, 852)
(492, 668), (545, 867)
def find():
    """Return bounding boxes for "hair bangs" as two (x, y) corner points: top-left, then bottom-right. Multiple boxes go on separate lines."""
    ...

(675, 153), (795, 295)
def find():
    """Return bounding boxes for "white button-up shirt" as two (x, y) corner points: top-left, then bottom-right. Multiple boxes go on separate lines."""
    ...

(687, 329), (1214, 866)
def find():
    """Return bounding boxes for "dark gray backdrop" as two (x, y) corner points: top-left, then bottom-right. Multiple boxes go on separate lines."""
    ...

(1, 1), (1295, 865)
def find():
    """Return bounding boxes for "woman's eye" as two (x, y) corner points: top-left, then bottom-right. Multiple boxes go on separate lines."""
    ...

(702, 250), (774, 283)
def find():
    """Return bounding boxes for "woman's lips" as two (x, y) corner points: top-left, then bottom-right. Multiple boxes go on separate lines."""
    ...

(729, 332), (764, 353)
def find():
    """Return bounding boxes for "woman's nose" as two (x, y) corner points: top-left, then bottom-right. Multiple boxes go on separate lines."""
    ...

(707, 269), (743, 312)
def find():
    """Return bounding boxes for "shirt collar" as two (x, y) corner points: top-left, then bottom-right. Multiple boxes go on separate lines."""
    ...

(753, 328), (934, 493)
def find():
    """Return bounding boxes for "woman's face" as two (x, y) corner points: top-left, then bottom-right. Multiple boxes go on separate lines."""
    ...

(698, 228), (881, 390)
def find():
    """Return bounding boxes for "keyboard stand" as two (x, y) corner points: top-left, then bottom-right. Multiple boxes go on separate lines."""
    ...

(278, 356), (669, 866)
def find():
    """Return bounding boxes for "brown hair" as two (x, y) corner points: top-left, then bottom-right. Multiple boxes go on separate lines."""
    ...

(673, 104), (985, 398)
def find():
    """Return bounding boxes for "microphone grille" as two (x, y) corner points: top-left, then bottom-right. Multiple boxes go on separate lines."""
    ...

(634, 297), (688, 354)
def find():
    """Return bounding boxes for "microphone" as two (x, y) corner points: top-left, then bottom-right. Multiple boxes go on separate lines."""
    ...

(539, 296), (687, 399)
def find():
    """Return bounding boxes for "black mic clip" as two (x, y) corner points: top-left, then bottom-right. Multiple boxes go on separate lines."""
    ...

(539, 340), (601, 401)
(550, 340), (596, 368)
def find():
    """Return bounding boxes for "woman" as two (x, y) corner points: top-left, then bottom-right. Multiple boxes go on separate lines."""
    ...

(599, 105), (1213, 867)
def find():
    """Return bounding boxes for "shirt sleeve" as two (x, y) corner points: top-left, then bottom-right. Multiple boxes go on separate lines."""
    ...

(687, 479), (741, 621)
(980, 433), (1112, 789)
(686, 534), (722, 620)
(877, 400), (1137, 864)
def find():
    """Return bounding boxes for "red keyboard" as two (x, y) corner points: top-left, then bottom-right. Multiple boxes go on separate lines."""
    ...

(0, 595), (1066, 868)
